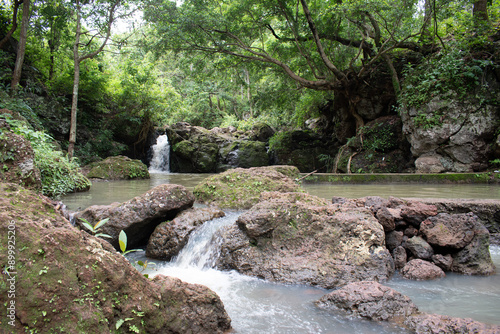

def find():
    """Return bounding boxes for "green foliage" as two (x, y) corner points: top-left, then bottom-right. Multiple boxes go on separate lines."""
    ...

(268, 131), (291, 152)
(359, 123), (397, 152)
(0, 113), (91, 197)
(400, 48), (493, 109)
(118, 230), (141, 255)
(79, 218), (112, 239)
(318, 154), (335, 173)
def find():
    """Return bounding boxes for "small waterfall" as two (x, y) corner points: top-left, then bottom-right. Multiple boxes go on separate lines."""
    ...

(149, 134), (170, 172)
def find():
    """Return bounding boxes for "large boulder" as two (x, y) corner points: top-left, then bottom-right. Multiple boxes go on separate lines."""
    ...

(218, 140), (269, 170)
(194, 166), (302, 209)
(0, 117), (42, 191)
(84, 155), (150, 180)
(146, 207), (225, 260)
(401, 93), (500, 173)
(315, 281), (419, 322)
(212, 193), (394, 288)
(405, 313), (500, 334)
(420, 213), (476, 249)
(74, 184), (195, 250)
(0, 183), (231, 334)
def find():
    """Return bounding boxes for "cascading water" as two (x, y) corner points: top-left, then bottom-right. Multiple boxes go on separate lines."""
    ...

(149, 134), (170, 172)
(128, 213), (405, 334)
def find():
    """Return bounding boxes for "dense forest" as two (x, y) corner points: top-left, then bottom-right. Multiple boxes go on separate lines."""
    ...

(0, 0), (499, 193)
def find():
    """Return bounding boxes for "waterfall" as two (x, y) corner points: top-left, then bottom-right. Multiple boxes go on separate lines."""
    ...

(149, 134), (170, 172)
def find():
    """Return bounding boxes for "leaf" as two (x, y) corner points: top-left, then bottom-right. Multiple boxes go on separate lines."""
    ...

(93, 218), (110, 231)
(95, 233), (112, 239)
(137, 260), (144, 266)
(115, 319), (125, 329)
(119, 230), (127, 253)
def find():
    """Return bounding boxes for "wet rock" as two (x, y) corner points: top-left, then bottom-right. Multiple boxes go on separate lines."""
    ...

(213, 193), (394, 289)
(393, 246), (408, 269)
(431, 254), (453, 271)
(386, 230), (404, 251)
(400, 201), (438, 227)
(401, 259), (446, 280)
(405, 236), (434, 260)
(315, 281), (419, 321)
(75, 184), (195, 250)
(414, 153), (447, 173)
(420, 213), (476, 249)
(405, 313), (500, 334)
(84, 155), (150, 180)
(146, 207), (225, 260)
(193, 166), (302, 209)
(0, 183), (231, 334)
(219, 140), (269, 170)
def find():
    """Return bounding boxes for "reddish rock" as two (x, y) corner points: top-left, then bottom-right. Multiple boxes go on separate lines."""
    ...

(315, 281), (419, 321)
(401, 201), (438, 227)
(74, 184), (195, 250)
(420, 213), (476, 249)
(401, 259), (446, 280)
(376, 207), (396, 232)
(404, 226), (419, 238)
(146, 207), (225, 260)
(405, 313), (500, 334)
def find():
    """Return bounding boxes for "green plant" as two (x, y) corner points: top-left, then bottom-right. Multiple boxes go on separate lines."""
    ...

(118, 230), (141, 255)
(79, 218), (112, 239)
(318, 154), (335, 172)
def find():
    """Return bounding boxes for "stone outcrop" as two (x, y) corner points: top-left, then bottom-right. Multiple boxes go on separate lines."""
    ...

(339, 196), (496, 277)
(212, 192), (394, 289)
(404, 313), (500, 334)
(315, 281), (419, 321)
(0, 183), (231, 334)
(165, 122), (274, 173)
(84, 155), (150, 180)
(146, 207), (225, 260)
(74, 184), (195, 250)
(193, 166), (302, 209)
(401, 93), (500, 173)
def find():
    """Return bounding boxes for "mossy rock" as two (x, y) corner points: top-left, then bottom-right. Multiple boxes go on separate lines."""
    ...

(85, 155), (149, 180)
(194, 166), (303, 209)
(173, 140), (219, 173)
(219, 140), (269, 170)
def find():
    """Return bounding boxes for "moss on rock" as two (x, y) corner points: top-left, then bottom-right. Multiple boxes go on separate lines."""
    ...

(194, 166), (302, 209)
(85, 155), (149, 180)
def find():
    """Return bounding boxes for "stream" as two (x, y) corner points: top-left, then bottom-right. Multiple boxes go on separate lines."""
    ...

(62, 173), (500, 333)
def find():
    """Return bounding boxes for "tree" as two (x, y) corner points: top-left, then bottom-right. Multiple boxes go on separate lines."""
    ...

(145, 0), (434, 132)
(68, 0), (127, 158)
(0, 0), (22, 49)
(10, 0), (30, 92)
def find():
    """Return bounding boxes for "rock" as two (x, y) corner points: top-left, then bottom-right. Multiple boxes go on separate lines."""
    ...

(315, 281), (419, 321)
(400, 201), (438, 227)
(386, 230), (404, 251)
(218, 140), (269, 170)
(405, 236), (434, 260)
(393, 246), (408, 269)
(420, 213), (476, 249)
(193, 166), (302, 209)
(405, 313), (500, 334)
(146, 207), (225, 260)
(401, 259), (446, 280)
(0, 183), (231, 334)
(0, 119), (42, 191)
(431, 254), (453, 271)
(213, 193), (394, 288)
(376, 207), (396, 232)
(401, 92), (499, 173)
(75, 184), (195, 250)
(85, 155), (150, 180)
(404, 226), (419, 238)
(415, 153), (446, 173)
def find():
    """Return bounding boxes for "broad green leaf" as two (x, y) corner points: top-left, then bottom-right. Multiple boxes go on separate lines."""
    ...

(81, 222), (95, 232)
(115, 319), (125, 329)
(95, 233), (112, 239)
(93, 218), (110, 230)
(119, 230), (127, 253)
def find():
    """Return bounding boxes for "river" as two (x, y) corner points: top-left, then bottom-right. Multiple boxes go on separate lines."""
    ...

(61, 172), (500, 333)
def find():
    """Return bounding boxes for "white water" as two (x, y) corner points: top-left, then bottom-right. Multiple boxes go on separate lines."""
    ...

(149, 134), (170, 172)
(128, 212), (407, 333)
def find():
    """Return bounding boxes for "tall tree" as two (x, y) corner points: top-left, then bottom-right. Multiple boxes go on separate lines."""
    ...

(68, 0), (124, 158)
(10, 0), (30, 92)
(0, 0), (22, 49)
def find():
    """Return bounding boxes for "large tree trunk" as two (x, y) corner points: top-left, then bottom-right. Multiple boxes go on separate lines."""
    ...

(10, 0), (30, 92)
(473, 0), (489, 23)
